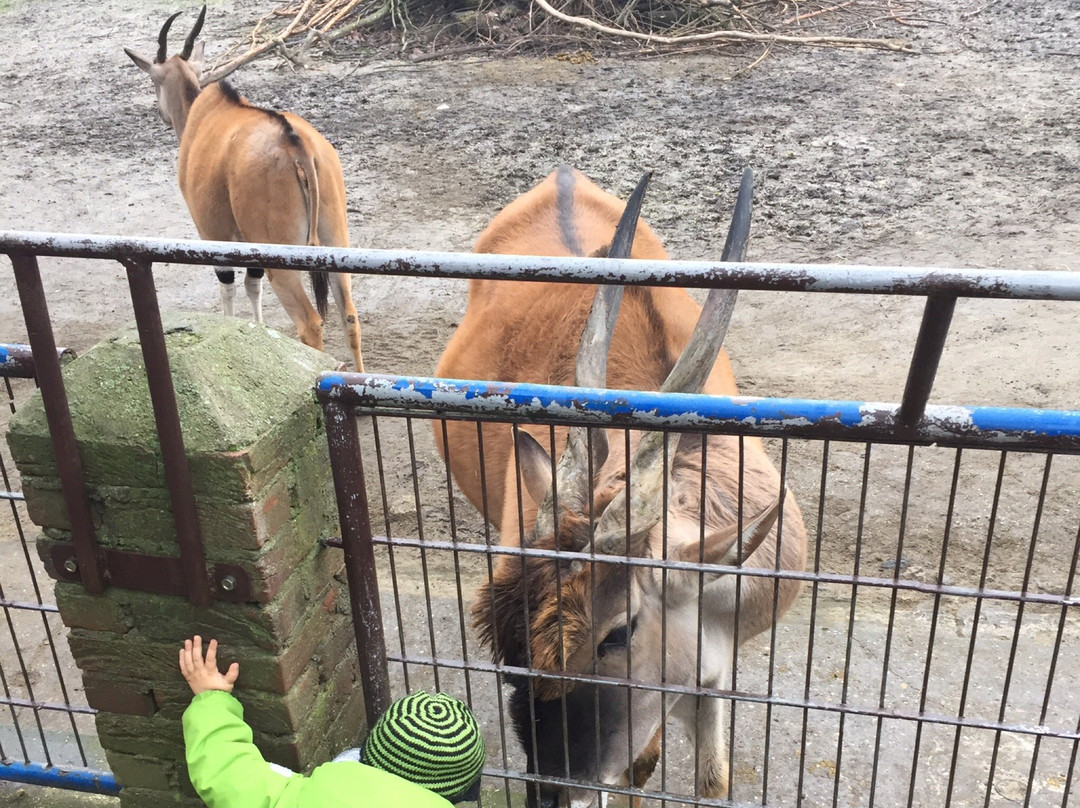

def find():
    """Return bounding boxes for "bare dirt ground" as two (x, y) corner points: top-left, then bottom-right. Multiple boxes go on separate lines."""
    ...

(1, 0), (1079, 805)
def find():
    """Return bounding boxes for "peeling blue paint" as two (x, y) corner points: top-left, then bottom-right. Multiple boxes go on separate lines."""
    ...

(316, 373), (1080, 452)
(0, 761), (120, 795)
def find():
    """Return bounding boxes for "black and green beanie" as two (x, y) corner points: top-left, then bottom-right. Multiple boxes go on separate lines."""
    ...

(362, 690), (486, 801)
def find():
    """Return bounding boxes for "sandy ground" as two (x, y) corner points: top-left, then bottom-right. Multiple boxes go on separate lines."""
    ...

(1, 0), (1079, 805)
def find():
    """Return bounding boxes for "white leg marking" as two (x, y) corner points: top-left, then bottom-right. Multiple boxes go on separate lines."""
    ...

(245, 273), (264, 323)
(220, 280), (236, 318)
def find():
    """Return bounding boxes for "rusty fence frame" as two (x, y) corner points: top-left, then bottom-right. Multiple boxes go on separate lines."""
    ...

(3, 229), (1080, 801)
(0, 345), (119, 795)
(315, 374), (1080, 808)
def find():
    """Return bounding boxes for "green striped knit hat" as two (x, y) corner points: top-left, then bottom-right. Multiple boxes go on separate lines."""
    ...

(362, 691), (486, 801)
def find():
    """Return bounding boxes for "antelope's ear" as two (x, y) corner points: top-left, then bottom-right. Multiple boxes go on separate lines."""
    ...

(186, 40), (205, 74)
(515, 431), (553, 505)
(124, 48), (156, 74)
(676, 495), (780, 568)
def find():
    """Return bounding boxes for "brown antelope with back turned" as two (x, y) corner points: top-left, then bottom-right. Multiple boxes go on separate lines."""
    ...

(124, 6), (364, 370)
(435, 166), (807, 808)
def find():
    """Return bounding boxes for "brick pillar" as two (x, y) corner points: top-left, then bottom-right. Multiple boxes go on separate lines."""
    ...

(7, 313), (366, 808)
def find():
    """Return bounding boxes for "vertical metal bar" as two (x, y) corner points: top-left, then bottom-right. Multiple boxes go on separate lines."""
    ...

(761, 438), (789, 803)
(549, 424), (572, 786)
(1062, 711), (1080, 808)
(10, 253), (104, 594)
(405, 417), (440, 691)
(474, 423), (514, 808)
(0, 654), (29, 761)
(371, 417), (410, 693)
(832, 443), (874, 808)
(626, 427), (636, 790)
(0, 424), (89, 765)
(437, 419), (474, 704)
(868, 444), (916, 807)
(906, 448), (963, 808)
(944, 451), (1009, 806)
(321, 398), (390, 719)
(797, 440), (831, 808)
(122, 259), (211, 607)
(509, 423), (542, 808)
(728, 435), (745, 801)
(1023, 511), (1080, 808)
(658, 432), (670, 808)
(693, 435), (708, 802)
(0, 576), (52, 763)
(983, 454), (1053, 808)
(897, 294), (957, 429)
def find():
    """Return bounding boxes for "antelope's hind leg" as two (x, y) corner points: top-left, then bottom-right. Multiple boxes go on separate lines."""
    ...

(263, 268), (324, 350)
(329, 271), (364, 371)
(245, 267), (265, 323)
(216, 268), (237, 318)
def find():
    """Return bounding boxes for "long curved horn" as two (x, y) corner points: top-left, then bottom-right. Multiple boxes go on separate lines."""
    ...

(720, 167), (754, 263)
(593, 169), (754, 556)
(181, 5), (207, 60)
(156, 11), (183, 63)
(531, 171), (651, 545)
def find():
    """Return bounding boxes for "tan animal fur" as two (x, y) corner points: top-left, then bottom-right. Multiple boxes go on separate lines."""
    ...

(435, 166), (807, 808)
(125, 7), (364, 370)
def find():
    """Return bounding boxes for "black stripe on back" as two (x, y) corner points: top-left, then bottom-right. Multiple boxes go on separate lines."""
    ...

(217, 80), (302, 148)
(627, 287), (675, 375)
(555, 165), (584, 256)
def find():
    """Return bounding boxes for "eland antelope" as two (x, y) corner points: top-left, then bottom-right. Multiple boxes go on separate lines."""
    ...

(434, 166), (807, 808)
(124, 6), (364, 370)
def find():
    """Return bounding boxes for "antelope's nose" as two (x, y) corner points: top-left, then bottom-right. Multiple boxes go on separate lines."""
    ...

(538, 791), (557, 808)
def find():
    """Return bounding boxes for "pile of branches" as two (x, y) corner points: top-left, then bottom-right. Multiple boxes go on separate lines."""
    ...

(202, 0), (920, 82)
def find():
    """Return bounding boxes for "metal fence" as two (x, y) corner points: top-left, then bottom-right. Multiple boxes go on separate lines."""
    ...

(0, 345), (116, 794)
(3, 230), (1079, 806)
(316, 373), (1080, 808)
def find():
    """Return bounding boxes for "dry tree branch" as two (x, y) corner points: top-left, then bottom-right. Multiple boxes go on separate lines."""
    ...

(782, 0), (858, 24)
(202, 0), (315, 84)
(531, 0), (913, 50)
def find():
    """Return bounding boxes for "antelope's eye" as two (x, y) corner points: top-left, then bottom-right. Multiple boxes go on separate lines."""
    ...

(597, 616), (637, 655)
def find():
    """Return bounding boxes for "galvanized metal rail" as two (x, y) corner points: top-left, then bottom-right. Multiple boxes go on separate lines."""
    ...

(3, 230), (1079, 299)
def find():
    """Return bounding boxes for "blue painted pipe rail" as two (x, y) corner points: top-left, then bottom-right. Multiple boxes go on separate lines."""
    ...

(0, 760), (120, 795)
(316, 373), (1080, 454)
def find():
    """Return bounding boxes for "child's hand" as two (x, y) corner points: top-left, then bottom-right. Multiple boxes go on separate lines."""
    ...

(179, 636), (239, 696)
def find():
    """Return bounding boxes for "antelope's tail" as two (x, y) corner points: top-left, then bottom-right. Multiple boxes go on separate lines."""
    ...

(293, 141), (329, 319)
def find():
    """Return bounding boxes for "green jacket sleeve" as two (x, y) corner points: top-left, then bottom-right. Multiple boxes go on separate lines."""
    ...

(183, 690), (303, 808)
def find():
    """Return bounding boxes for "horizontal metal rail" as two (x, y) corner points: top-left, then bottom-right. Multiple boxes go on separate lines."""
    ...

(0, 695), (97, 716)
(0, 599), (59, 614)
(386, 652), (1080, 742)
(323, 534), (1078, 608)
(3, 230), (1080, 299)
(0, 761), (119, 796)
(0, 344), (74, 380)
(318, 373), (1080, 453)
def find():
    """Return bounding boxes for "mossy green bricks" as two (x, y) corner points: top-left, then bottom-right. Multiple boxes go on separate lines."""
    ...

(6, 313), (368, 808)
